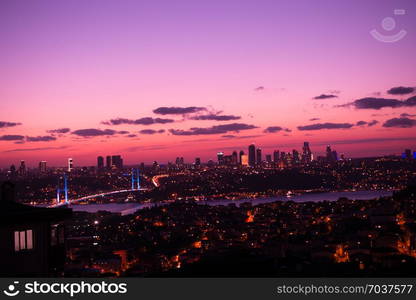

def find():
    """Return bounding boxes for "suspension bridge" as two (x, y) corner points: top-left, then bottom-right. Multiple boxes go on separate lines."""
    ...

(51, 168), (147, 207)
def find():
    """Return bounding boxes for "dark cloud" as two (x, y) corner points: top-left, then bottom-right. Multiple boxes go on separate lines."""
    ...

(400, 113), (416, 117)
(264, 126), (283, 133)
(139, 129), (165, 135)
(313, 94), (338, 100)
(0, 121), (21, 128)
(169, 123), (258, 136)
(103, 117), (174, 126)
(190, 114), (241, 121)
(117, 130), (130, 134)
(355, 120), (379, 127)
(263, 126), (291, 133)
(47, 128), (70, 134)
(127, 134), (138, 138)
(297, 122), (354, 131)
(72, 128), (118, 137)
(254, 86), (265, 91)
(342, 96), (416, 110)
(309, 118), (320, 121)
(382, 117), (416, 128)
(0, 135), (25, 141)
(26, 136), (56, 142)
(387, 86), (414, 95)
(367, 120), (379, 127)
(406, 96), (416, 106)
(153, 106), (206, 115)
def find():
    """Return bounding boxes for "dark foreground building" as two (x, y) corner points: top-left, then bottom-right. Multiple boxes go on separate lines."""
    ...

(0, 182), (72, 276)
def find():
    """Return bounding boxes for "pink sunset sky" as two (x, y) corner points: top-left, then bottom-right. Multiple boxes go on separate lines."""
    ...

(1, 0), (416, 167)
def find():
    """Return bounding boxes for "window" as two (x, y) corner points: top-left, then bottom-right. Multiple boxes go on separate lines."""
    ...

(14, 229), (33, 251)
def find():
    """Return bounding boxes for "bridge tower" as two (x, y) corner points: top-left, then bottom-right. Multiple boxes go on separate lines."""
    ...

(64, 173), (69, 204)
(136, 168), (140, 190)
(56, 188), (60, 204)
(131, 168), (140, 190)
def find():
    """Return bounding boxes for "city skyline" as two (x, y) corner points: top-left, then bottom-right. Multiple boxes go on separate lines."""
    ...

(3, 143), (415, 169)
(1, 0), (416, 167)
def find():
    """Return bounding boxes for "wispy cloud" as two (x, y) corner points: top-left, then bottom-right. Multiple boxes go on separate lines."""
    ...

(0, 135), (25, 141)
(102, 117), (174, 126)
(0, 121), (22, 129)
(313, 94), (338, 100)
(47, 128), (71, 134)
(4, 146), (69, 153)
(169, 123), (258, 136)
(297, 122), (354, 131)
(26, 136), (57, 142)
(263, 126), (291, 133)
(340, 96), (416, 110)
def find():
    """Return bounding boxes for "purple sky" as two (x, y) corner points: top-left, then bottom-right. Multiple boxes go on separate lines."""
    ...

(0, 0), (416, 167)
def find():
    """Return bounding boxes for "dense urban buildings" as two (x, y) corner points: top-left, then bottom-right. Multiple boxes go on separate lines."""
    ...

(1, 143), (416, 277)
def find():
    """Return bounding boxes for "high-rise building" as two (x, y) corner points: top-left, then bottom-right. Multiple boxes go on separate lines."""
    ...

(331, 150), (338, 162)
(292, 150), (300, 164)
(106, 156), (112, 169)
(256, 148), (262, 165)
(111, 155), (123, 169)
(217, 152), (224, 165)
(18, 160), (26, 176)
(273, 150), (280, 163)
(68, 158), (73, 172)
(248, 144), (256, 166)
(232, 151), (238, 165)
(97, 156), (104, 169)
(9, 165), (16, 176)
(326, 146), (332, 162)
(302, 142), (312, 163)
(39, 161), (47, 173)
(195, 157), (201, 166)
(239, 150), (245, 165)
(266, 154), (272, 163)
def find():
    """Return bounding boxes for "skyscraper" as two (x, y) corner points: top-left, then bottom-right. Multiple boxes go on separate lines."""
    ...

(111, 155), (123, 169)
(326, 146), (332, 162)
(18, 160), (26, 176)
(217, 152), (224, 165)
(302, 142), (312, 163)
(292, 150), (300, 164)
(266, 154), (272, 163)
(248, 144), (256, 166)
(39, 161), (47, 173)
(273, 150), (280, 163)
(239, 150), (245, 165)
(68, 158), (73, 172)
(232, 151), (238, 165)
(256, 148), (262, 165)
(106, 156), (112, 169)
(97, 156), (104, 169)
(195, 157), (201, 166)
